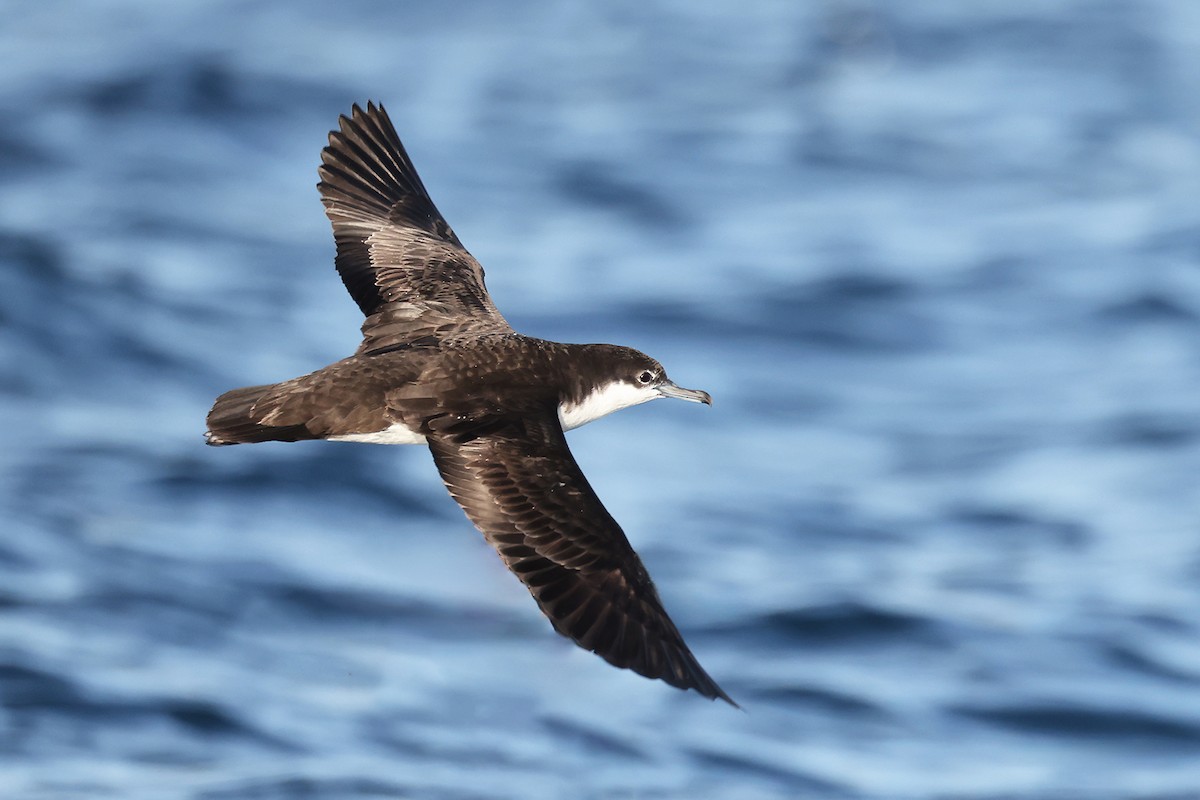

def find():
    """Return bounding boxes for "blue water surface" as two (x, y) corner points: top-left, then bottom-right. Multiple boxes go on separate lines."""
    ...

(3, 2), (1200, 798)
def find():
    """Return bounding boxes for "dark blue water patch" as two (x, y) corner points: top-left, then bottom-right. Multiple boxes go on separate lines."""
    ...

(745, 683), (891, 721)
(0, 230), (69, 392)
(713, 602), (948, 650)
(751, 272), (940, 353)
(532, 270), (939, 354)
(240, 578), (526, 641)
(553, 158), (690, 231)
(70, 581), (242, 648)
(799, 9), (1170, 183)
(949, 701), (1200, 746)
(1130, 611), (1195, 636)
(885, 5), (1158, 82)
(803, 271), (918, 304)
(66, 550), (289, 647)
(955, 255), (1040, 293)
(160, 446), (442, 519)
(0, 661), (296, 753)
(1094, 292), (1199, 326)
(0, 229), (64, 286)
(695, 499), (907, 549)
(796, 121), (967, 181)
(249, 581), (427, 626)
(945, 504), (1089, 548)
(21, 545), (259, 643)
(65, 55), (346, 131)
(13, 445), (153, 535)
(607, 298), (712, 333)
(515, 303), (723, 353)
(0, 662), (81, 712)
(538, 714), (649, 761)
(0, 228), (222, 396)
(1101, 641), (1200, 686)
(1140, 221), (1200, 260)
(800, 5), (894, 80)
(0, 127), (58, 175)
(195, 776), (416, 800)
(734, 385), (839, 424)
(104, 320), (205, 375)
(162, 698), (282, 739)
(1091, 412), (1198, 450)
(82, 58), (251, 118)
(0, 230), (156, 328)
(0, 535), (35, 569)
(15, 781), (121, 799)
(31, 538), (524, 658)
(121, 207), (308, 250)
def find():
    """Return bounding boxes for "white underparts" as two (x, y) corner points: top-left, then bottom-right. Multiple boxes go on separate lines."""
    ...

(328, 423), (428, 445)
(557, 381), (660, 431)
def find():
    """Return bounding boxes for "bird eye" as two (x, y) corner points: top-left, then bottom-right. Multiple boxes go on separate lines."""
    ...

(637, 370), (655, 384)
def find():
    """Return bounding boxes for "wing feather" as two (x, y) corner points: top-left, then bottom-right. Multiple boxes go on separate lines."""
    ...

(317, 102), (511, 352)
(426, 412), (735, 705)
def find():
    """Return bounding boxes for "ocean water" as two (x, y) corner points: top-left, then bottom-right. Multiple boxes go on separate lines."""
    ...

(3, 2), (1200, 798)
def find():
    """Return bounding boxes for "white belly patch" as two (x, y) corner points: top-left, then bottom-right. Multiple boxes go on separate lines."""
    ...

(327, 423), (428, 445)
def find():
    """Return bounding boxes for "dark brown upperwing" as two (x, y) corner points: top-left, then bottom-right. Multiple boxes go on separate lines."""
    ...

(317, 102), (511, 353)
(426, 411), (735, 705)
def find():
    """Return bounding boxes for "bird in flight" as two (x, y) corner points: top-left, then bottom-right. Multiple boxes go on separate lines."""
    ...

(206, 102), (733, 705)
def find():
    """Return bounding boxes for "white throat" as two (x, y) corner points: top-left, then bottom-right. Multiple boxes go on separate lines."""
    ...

(558, 381), (659, 431)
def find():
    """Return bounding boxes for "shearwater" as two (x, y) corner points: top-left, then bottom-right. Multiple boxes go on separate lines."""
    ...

(205, 102), (734, 706)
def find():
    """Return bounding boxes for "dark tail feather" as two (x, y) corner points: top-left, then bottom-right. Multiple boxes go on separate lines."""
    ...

(205, 384), (316, 446)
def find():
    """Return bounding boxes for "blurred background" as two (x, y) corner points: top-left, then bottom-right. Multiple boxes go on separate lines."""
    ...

(3, 1), (1200, 798)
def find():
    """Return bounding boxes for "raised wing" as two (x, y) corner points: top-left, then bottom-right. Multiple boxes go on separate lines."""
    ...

(426, 410), (735, 705)
(317, 102), (512, 353)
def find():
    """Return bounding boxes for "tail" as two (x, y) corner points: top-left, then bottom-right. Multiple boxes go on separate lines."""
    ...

(205, 384), (318, 446)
